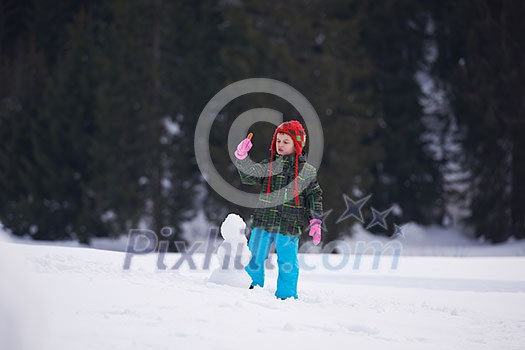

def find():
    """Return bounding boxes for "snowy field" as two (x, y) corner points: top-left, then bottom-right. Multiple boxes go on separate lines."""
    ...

(1, 230), (525, 350)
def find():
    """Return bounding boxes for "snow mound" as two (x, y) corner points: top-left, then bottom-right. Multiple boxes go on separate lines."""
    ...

(344, 222), (525, 256)
(0, 229), (46, 350)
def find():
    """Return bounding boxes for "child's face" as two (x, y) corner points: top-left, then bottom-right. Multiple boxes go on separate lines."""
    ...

(276, 133), (295, 156)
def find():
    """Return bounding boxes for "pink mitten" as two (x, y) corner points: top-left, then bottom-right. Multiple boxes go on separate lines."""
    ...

(234, 138), (253, 160)
(309, 218), (322, 246)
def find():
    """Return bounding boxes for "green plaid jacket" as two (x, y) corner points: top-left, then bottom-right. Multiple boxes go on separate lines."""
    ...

(236, 154), (323, 237)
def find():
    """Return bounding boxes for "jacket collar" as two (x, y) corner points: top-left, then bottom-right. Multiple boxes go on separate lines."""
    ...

(274, 153), (306, 163)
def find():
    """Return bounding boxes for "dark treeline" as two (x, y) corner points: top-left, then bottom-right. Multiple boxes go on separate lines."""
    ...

(0, 0), (523, 245)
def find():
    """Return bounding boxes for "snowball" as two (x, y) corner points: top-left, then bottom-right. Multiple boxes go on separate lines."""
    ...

(220, 213), (247, 242)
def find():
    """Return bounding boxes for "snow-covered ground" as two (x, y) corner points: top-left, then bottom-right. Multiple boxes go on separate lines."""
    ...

(1, 228), (525, 350)
(343, 223), (525, 256)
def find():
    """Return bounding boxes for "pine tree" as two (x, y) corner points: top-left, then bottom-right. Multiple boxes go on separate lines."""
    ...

(358, 1), (445, 229)
(2, 5), (107, 242)
(0, 42), (49, 238)
(92, 0), (165, 237)
(431, 0), (525, 242)
(91, 0), (226, 245)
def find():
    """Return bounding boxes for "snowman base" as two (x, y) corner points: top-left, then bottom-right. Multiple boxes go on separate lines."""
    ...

(208, 268), (252, 289)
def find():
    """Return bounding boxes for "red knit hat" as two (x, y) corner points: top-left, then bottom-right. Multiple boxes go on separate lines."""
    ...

(267, 120), (307, 205)
(270, 120), (307, 156)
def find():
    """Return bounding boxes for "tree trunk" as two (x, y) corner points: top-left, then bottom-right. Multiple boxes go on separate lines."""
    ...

(152, 0), (164, 237)
(511, 127), (525, 239)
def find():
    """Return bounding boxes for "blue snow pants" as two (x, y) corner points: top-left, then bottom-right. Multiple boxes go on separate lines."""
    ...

(245, 227), (299, 299)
